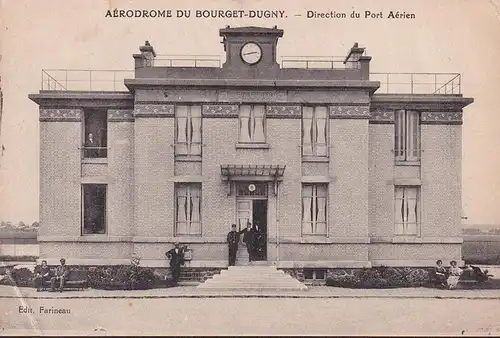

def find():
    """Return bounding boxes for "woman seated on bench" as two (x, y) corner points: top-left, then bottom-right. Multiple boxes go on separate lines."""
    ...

(433, 259), (448, 287)
(446, 260), (462, 289)
(33, 260), (51, 291)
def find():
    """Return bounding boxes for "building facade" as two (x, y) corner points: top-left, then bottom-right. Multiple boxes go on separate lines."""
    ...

(29, 26), (473, 269)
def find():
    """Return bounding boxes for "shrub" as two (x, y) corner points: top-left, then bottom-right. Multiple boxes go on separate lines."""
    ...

(87, 255), (157, 290)
(10, 267), (34, 287)
(325, 267), (430, 289)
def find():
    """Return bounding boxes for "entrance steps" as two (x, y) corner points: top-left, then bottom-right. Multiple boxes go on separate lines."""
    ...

(197, 265), (308, 291)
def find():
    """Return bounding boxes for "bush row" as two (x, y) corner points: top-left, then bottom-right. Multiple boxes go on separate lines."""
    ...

(325, 267), (430, 288)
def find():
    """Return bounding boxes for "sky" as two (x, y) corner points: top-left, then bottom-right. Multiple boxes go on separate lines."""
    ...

(0, 0), (499, 226)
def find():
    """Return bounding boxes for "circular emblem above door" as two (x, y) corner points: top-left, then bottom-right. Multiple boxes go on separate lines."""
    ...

(248, 184), (256, 192)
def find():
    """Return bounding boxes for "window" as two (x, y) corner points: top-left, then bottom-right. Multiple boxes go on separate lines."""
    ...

(395, 110), (419, 162)
(302, 106), (328, 157)
(175, 183), (202, 236)
(238, 105), (266, 143)
(175, 105), (202, 156)
(303, 269), (326, 281)
(394, 186), (419, 236)
(302, 184), (328, 235)
(83, 110), (107, 158)
(82, 184), (106, 235)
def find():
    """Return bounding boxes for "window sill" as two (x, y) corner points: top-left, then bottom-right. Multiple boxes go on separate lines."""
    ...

(395, 161), (420, 166)
(81, 158), (108, 164)
(175, 155), (202, 162)
(302, 156), (329, 163)
(235, 143), (270, 149)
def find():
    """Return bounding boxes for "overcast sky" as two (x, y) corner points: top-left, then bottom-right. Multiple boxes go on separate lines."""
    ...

(0, 0), (499, 226)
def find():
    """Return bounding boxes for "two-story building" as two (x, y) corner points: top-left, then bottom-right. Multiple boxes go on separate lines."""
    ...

(29, 26), (473, 272)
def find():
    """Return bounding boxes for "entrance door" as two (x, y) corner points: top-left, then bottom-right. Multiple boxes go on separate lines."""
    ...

(236, 199), (252, 233)
(252, 200), (267, 261)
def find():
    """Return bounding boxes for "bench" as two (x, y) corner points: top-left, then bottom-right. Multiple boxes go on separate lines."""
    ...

(40, 269), (88, 291)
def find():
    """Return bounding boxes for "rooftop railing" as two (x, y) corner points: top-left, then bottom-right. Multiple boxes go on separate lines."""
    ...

(369, 72), (461, 95)
(280, 56), (360, 69)
(41, 69), (134, 91)
(152, 55), (222, 67)
(41, 69), (462, 95)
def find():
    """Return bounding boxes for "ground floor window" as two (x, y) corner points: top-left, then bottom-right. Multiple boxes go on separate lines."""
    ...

(82, 184), (106, 235)
(302, 184), (328, 235)
(394, 186), (419, 235)
(303, 268), (326, 281)
(175, 183), (202, 236)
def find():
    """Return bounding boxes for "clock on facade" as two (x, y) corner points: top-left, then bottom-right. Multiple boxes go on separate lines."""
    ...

(240, 42), (262, 65)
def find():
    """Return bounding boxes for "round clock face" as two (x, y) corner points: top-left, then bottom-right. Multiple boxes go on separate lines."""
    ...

(240, 42), (262, 65)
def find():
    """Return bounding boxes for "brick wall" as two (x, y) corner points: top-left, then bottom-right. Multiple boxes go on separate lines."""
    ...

(329, 119), (369, 238)
(368, 124), (394, 238)
(421, 124), (462, 238)
(133, 117), (175, 238)
(108, 120), (134, 237)
(39, 121), (81, 238)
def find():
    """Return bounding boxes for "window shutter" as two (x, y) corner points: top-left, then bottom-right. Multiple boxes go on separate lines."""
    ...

(176, 106), (188, 155)
(395, 110), (405, 161)
(315, 107), (328, 156)
(394, 187), (405, 234)
(302, 107), (313, 156)
(406, 187), (418, 235)
(406, 110), (420, 161)
(190, 106), (202, 155)
(239, 105), (252, 143)
(253, 105), (266, 143)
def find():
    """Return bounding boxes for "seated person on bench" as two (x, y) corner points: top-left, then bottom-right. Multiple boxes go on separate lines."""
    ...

(33, 260), (51, 291)
(50, 258), (70, 292)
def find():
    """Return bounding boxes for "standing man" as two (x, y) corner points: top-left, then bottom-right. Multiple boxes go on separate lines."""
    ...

(241, 222), (256, 263)
(226, 224), (242, 266)
(165, 243), (185, 286)
(85, 133), (98, 158)
(50, 258), (69, 292)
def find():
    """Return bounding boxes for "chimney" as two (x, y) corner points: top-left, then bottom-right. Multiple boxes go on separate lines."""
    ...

(133, 41), (157, 68)
(344, 43), (371, 80)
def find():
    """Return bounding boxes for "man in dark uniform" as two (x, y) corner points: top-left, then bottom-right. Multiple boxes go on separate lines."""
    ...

(226, 224), (242, 266)
(165, 242), (185, 286)
(241, 222), (256, 262)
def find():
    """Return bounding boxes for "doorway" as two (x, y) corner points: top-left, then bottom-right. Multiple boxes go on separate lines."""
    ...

(236, 198), (268, 262)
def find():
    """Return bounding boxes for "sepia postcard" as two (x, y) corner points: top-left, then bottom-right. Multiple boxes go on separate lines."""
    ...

(0, 0), (500, 336)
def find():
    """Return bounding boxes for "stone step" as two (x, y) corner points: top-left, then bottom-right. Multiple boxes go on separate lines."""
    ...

(196, 265), (307, 291)
(198, 285), (308, 291)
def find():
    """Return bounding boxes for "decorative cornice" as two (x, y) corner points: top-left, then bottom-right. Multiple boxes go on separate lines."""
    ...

(329, 105), (370, 119)
(108, 109), (134, 122)
(266, 105), (301, 119)
(202, 104), (239, 118)
(134, 104), (174, 117)
(369, 109), (395, 124)
(371, 94), (473, 112)
(39, 108), (81, 122)
(421, 111), (463, 125)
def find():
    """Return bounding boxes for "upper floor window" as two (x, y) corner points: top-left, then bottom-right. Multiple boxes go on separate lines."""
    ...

(302, 106), (328, 157)
(302, 183), (328, 236)
(83, 110), (107, 158)
(175, 105), (202, 156)
(395, 110), (419, 162)
(82, 184), (106, 235)
(175, 183), (202, 236)
(394, 186), (419, 236)
(238, 105), (266, 143)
